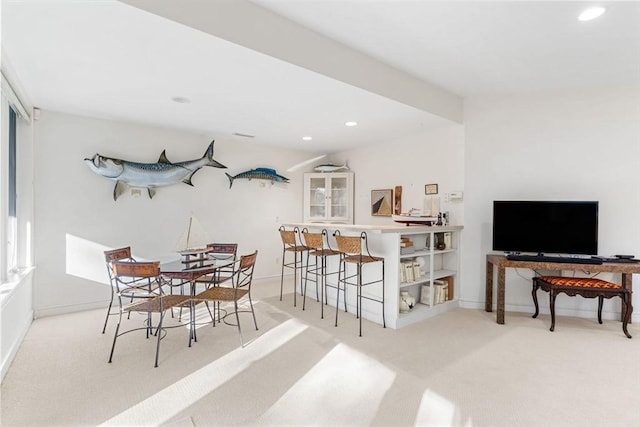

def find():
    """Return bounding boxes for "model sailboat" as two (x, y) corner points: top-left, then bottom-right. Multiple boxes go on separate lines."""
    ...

(176, 216), (212, 261)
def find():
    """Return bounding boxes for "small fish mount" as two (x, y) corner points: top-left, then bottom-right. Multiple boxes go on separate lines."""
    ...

(225, 167), (289, 188)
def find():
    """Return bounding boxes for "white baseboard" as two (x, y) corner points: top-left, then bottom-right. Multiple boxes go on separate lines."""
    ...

(1, 309), (32, 383)
(459, 300), (639, 323)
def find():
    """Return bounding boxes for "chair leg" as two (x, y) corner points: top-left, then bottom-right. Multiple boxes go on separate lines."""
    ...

(279, 250), (286, 301)
(381, 261), (386, 328)
(234, 299), (244, 347)
(358, 264), (363, 337)
(532, 280), (540, 318)
(108, 308), (124, 363)
(249, 294), (258, 331)
(335, 260), (342, 327)
(102, 290), (115, 333)
(621, 295), (632, 339)
(154, 311), (166, 368)
(597, 296), (604, 324)
(549, 291), (557, 332)
(302, 252), (310, 311)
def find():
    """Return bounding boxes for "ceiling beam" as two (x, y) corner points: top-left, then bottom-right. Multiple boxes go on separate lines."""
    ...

(119, 0), (463, 124)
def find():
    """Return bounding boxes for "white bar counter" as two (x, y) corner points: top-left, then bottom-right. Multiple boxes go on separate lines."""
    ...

(281, 222), (463, 329)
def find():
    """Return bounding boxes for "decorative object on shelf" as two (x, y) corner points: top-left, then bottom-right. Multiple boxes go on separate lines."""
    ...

(425, 183), (438, 195)
(371, 189), (393, 216)
(394, 185), (402, 215)
(399, 291), (416, 313)
(313, 162), (350, 172)
(225, 167), (289, 188)
(84, 140), (226, 201)
(392, 208), (437, 226)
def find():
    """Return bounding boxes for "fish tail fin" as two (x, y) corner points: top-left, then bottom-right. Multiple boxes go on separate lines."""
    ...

(203, 140), (227, 169)
(225, 172), (234, 188)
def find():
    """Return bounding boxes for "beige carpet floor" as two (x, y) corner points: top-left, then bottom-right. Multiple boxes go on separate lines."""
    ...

(1, 278), (639, 427)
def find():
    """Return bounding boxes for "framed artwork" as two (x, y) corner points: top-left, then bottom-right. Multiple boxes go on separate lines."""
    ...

(425, 183), (438, 195)
(371, 189), (393, 216)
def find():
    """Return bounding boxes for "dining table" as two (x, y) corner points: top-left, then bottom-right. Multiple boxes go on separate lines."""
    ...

(161, 255), (237, 346)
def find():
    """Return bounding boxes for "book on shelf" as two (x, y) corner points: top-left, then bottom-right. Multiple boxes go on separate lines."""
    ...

(420, 277), (452, 305)
(403, 261), (414, 282)
(412, 261), (421, 281)
(443, 232), (452, 249)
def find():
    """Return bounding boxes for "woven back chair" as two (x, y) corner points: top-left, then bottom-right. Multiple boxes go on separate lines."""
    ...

(108, 260), (190, 367)
(334, 231), (386, 336)
(278, 226), (310, 307)
(193, 243), (238, 288)
(192, 251), (259, 347)
(102, 246), (137, 333)
(301, 229), (341, 318)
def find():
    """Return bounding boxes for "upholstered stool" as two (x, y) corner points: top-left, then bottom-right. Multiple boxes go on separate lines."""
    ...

(532, 276), (632, 338)
(334, 231), (386, 336)
(278, 226), (310, 307)
(301, 229), (341, 318)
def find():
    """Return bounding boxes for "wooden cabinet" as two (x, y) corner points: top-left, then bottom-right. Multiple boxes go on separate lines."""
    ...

(303, 173), (354, 224)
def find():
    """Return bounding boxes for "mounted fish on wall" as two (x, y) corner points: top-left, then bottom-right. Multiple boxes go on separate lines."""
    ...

(225, 168), (289, 188)
(84, 140), (226, 201)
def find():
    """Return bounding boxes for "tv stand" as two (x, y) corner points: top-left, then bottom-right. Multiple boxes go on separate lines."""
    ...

(486, 254), (640, 324)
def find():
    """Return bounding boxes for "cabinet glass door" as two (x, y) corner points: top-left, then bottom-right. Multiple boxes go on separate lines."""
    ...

(329, 176), (348, 219)
(308, 177), (326, 219)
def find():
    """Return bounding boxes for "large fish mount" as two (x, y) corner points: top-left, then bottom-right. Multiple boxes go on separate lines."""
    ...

(225, 168), (289, 188)
(84, 140), (226, 201)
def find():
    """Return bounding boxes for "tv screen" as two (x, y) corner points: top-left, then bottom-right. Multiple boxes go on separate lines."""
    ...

(492, 201), (598, 255)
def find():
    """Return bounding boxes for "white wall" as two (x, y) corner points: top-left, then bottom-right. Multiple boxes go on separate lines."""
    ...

(462, 86), (640, 321)
(32, 111), (315, 316)
(336, 123), (465, 227)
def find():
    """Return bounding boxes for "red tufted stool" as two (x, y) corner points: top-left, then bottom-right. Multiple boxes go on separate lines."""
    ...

(532, 276), (632, 338)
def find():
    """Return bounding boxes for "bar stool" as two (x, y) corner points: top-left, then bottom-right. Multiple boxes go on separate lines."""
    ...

(278, 226), (310, 307)
(301, 229), (341, 318)
(334, 231), (386, 336)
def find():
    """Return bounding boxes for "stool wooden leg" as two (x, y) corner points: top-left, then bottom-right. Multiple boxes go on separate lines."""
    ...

(597, 296), (604, 324)
(532, 280), (540, 319)
(622, 295), (632, 339)
(549, 291), (557, 332)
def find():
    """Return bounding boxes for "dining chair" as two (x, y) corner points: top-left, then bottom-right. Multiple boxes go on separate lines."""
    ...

(108, 260), (190, 367)
(102, 246), (139, 333)
(194, 243), (238, 288)
(192, 250), (258, 346)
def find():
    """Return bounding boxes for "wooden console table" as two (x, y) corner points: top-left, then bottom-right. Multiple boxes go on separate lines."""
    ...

(486, 254), (640, 324)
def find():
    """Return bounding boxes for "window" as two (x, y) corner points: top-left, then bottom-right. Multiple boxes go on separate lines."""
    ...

(7, 106), (18, 271)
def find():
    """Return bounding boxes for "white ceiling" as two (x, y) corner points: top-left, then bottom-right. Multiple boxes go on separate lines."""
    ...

(2, 0), (639, 154)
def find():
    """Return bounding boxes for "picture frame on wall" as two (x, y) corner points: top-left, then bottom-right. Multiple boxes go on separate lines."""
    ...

(425, 184), (438, 195)
(371, 189), (393, 216)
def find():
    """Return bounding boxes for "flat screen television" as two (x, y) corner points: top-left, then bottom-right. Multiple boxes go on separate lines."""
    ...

(492, 201), (599, 256)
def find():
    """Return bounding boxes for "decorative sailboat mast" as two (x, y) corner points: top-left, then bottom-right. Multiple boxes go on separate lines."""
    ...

(176, 215), (212, 260)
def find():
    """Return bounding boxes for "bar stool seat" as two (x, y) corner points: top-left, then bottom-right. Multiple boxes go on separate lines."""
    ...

(302, 229), (341, 318)
(334, 231), (386, 336)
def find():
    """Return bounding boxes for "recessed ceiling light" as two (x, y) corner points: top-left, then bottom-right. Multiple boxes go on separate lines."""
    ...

(171, 96), (191, 104)
(578, 7), (606, 21)
(302, 136), (313, 141)
(345, 121), (358, 127)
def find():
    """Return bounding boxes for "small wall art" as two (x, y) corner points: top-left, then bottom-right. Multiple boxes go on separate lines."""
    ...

(371, 189), (393, 216)
(425, 183), (438, 195)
